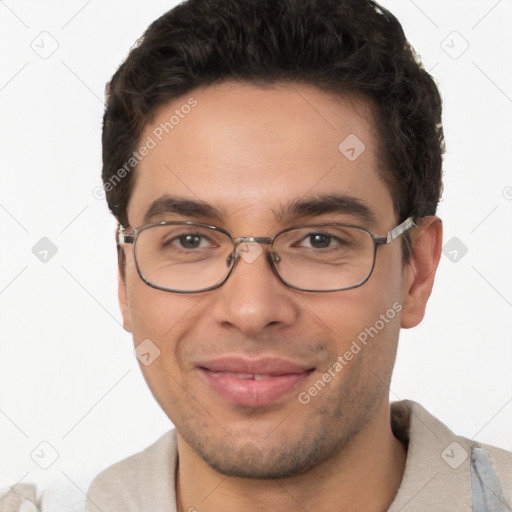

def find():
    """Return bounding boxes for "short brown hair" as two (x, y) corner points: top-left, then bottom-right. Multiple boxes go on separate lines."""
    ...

(103, 0), (444, 261)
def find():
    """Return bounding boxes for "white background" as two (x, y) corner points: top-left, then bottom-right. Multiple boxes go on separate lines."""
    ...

(1, 0), (511, 499)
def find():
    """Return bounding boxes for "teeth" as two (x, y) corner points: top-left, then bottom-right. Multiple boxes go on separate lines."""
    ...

(220, 372), (253, 379)
(220, 372), (272, 380)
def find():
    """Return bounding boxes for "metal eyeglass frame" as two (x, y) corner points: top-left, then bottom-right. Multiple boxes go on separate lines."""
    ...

(117, 216), (416, 293)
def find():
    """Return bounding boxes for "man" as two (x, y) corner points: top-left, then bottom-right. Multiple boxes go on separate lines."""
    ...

(86, 0), (512, 510)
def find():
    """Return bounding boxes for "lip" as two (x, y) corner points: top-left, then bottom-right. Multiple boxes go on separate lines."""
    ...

(197, 356), (314, 407)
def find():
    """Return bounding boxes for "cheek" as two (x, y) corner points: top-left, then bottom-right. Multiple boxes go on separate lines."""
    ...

(125, 253), (187, 332)
(345, 247), (405, 366)
(298, 246), (405, 363)
(369, 241), (406, 304)
(123, 255), (206, 365)
(124, 265), (205, 420)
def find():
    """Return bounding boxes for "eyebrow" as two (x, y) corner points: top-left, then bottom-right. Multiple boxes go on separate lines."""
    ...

(143, 193), (377, 226)
(274, 194), (378, 225)
(143, 196), (226, 224)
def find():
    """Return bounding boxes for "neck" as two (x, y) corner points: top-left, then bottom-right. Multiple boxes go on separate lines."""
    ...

(176, 401), (407, 512)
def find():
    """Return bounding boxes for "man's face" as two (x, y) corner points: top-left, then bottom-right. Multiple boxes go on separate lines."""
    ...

(120, 83), (412, 478)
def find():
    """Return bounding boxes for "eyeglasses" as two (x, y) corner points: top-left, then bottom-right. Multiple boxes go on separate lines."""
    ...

(117, 217), (415, 293)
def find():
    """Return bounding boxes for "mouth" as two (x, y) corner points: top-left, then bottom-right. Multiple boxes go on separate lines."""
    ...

(197, 357), (315, 407)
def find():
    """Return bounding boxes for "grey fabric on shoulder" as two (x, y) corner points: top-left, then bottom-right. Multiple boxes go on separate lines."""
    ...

(387, 401), (511, 512)
(471, 447), (511, 512)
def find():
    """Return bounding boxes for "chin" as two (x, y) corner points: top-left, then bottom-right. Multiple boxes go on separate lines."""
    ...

(178, 421), (353, 480)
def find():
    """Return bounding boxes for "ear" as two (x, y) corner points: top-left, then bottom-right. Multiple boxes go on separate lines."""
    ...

(117, 248), (132, 333)
(401, 216), (443, 329)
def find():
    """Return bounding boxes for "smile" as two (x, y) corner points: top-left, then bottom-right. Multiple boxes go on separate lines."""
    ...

(197, 357), (315, 407)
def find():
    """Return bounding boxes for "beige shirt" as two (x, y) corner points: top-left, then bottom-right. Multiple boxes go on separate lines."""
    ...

(85, 400), (512, 511)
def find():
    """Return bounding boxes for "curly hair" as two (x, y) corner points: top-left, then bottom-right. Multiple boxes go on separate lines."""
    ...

(103, 0), (444, 261)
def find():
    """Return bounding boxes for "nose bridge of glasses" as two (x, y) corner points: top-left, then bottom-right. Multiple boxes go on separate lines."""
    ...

(232, 236), (273, 246)
(233, 237), (274, 258)
(228, 237), (277, 267)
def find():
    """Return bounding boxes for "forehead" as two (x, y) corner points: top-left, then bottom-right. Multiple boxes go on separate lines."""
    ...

(127, 82), (394, 230)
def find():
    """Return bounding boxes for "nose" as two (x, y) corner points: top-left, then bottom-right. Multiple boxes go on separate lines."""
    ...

(212, 242), (299, 337)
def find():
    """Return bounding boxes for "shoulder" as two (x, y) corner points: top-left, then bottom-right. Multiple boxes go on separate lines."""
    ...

(398, 400), (512, 478)
(85, 430), (178, 512)
(0, 484), (38, 512)
(389, 400), (512, 511)
(0, 481), (87, 512)
(470, 439), (512, 501)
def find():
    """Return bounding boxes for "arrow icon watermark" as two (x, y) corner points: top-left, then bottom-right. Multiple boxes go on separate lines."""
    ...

(338, 134), (366, 162)
(442, 236), (468, 263)
(134, 339), (161, 366)
(32, 237), (58, 263)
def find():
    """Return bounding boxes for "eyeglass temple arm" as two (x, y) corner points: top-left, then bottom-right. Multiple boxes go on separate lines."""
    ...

(374, 216), (416, 245)
(117, 224), (134, 245)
